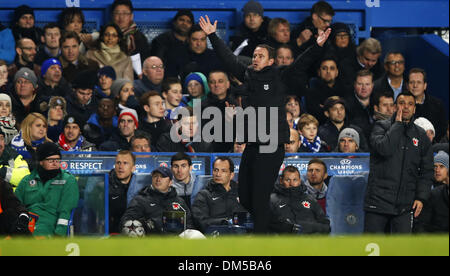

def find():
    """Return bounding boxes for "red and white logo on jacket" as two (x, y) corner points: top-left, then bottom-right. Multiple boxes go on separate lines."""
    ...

(302, 201), (311, 209)
(412, 138), (419, 147)
(172, 202), (181, 210)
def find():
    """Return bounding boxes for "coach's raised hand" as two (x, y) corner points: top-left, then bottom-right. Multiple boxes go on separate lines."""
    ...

(199, 15), (218, 35)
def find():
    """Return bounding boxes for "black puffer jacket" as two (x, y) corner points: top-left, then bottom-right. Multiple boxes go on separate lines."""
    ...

(0, 178), (29, 235)
(120, 185), (194, 234)
(364, 115), (434, 216)
(269, 182), (331, 234)
(191, 180), (247, 233)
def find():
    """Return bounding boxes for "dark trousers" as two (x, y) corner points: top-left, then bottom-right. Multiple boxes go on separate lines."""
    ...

(364, 211), (414, 234)
(238, 144), (285, 234)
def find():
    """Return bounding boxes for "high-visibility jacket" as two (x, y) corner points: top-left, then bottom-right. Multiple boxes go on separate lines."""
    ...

(0, 146), (30, 191)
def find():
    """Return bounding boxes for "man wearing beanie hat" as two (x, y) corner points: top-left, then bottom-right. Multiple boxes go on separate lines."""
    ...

(12, 5), (43, 45)
(182, 72), (210, 107)
(37, 58), (72, 104)
(95, 66), (117, 100)
(150, 9), (194, 61)
(99, 108), (139, 151)
(14, 142), (79, 236)
(415, 151), (449, 233)
(337, 127), (360, 153)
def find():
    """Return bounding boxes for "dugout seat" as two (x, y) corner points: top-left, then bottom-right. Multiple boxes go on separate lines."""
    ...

(190, 175), (212, 206)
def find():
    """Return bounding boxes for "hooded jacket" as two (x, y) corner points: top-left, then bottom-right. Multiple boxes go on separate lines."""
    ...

(269, 182), (331, 234)
(365, 114), (434, 215)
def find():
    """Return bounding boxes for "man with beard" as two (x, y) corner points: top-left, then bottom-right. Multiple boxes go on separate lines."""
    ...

(58, 116), (96, 152)
(372, 90), (395, 122)
(151, 10), (194, 66)
(14, 142), (79, 236)
(11, 5), (43, 46)
(8, 38), (40, 81)
(304, 158), (329, 213)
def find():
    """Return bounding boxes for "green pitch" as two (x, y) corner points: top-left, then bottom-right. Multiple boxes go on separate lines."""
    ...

(1, 234), (448, 256)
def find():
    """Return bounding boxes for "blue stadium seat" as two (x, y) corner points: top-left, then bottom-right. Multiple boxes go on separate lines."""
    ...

(326, 173), (368, 235)
(190, 175), (212, 206)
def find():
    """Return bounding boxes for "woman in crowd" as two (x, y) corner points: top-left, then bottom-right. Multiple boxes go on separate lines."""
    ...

(46, 96), (67, 143)
(0, 93), (19, 145)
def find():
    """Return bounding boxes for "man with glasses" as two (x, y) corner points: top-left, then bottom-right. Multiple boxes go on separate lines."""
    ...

(8, 38), (40, 81)
(14, 142), (79, 237)
(374, 52), (408, 100)
(291, 1), (334, 56)
(134, 56), (165, 97)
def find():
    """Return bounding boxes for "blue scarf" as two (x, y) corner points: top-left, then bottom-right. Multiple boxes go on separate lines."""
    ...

(300, 135), (322, 153)
(10, 132), (45, 159)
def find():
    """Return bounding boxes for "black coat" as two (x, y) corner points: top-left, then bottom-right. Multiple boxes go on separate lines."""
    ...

(0, 178), (28, 235)
(108, 170), (130, 234)
(155, 132), (214, 153)
(65, 92), (98, 127)
(339, 56), (385, 94)
(416, 184), (449, 233)
(415, 93), (448, 142)
(120, 185), (194, 234)
(318, 119), (369, 152)
(365, 115), (434, 215)
(269, 183), (331, 234)
(191, 180), (247, 233)
(344, 93), (375, 142)
(138, 118), (171, 149)
(99, 130), (131, 151)
(229, 17), (271, 58)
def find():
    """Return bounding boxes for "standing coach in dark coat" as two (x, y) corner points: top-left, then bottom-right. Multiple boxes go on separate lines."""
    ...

(364, 91), (434, 234)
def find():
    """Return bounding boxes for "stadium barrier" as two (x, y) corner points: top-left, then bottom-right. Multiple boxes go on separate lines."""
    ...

(61, 152), (370, 236)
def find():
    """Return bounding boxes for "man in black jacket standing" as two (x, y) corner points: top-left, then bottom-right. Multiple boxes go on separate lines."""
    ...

(199, 15), (330, 233)
(364, 91), (434, 233)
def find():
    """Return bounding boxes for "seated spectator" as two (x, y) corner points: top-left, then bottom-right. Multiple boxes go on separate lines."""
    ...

(166, 24), (224, 79)
(275, 44), (295, 66)
(291, 0), (334, 57)
(182, 72), (210, 107)
(408, 68), (448, 142)
(157, 107), (214, 153)
(8, 38), (40, 82)
(94, 66), (116, 101)
(304, 158), (329, 213)
(414, 117), (436, 143)
(327, 22), (356, 66)
(285, 128), (301, 154)
(416, 151), (449, 233)
(134, 57), (165, 99)
(269, 165), (330, 234)
(110, 78), (139, 114)
(111, 0), (151, 64)
(9, 67), (44, 128)
(344, 69), (375, 142)
(0, 25), (15, 65)
(108, 150), (143, 233)
(59, 7), (98, 54)
(372, 90), (395, 122)
(120, 166), (195, 236)
(192, 157), (246, 233)
(373, 52), (408, 99)
(318, 96), (368, 151)
(267, 18), (293, 50)
(230, 0), (270, 59)
(0, 93), (19, 144)
(130, 132), (152, 153)
(139, 91), (171, 149)
(65, 69), (98, 126)
(0, 129), (30, 190)
(150, 9), (194, 63)
(83, 98), (118, 147)
(336, 127), (361, 153)
(58, 115), (96, 152)
(11, 5), (43, 46)
(100, 108), (139, 151)
(14, 142), (79, 236)
(86, 23), (133, 81)
(0, 60), (9, 94)
(46, 96), (67, 142)
(10, 113), (52, 169)
(297, 114), (330, 153)
(59, 31), (99, 84)
(171, 152), (197, 209)
(0, 177), (30, 235)
(35, 23), (62, 66)
(285, 95), (302, 129)
(339, 37), (384, 93)
(162, 77), (184, 120)
(37, 58), (72, 103)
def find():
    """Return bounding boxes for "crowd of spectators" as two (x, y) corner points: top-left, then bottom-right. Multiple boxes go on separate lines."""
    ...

(0, 0), (447, 237)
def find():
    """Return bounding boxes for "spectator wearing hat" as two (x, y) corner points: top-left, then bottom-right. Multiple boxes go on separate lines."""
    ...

(59, 31), (99, 84)
(133, 56), (165, 98)
(9, 67), (44, 127)
(100, 108), (139, 151)
(150, 9), (194, 63)
(83, 98), (118, 147)
(0, 93), (19, 145)
(414, 117), (436, 143)
(37, 58), (72, 104)
(46, 96), (67, 142)
(415, 151), (449, 233)
(35, 23), (62, 66)
(65, 69), (99, 126)
(11, 5), (43, 46)
(326, 22), (356, 67)
(229, 0), (270, 59)
(181, 72), (210, 107)
(336, 127), (360, 153)
(8, 38), (41, 82)
(0, 128), (30, 191)
(139, 91), (171, 149)
(58, 115), (96, 152)
(110, 78), (139, 115)
(120, 165), (195, 236)
(15, 142), (79, 236)
(95, 66), (116, 100)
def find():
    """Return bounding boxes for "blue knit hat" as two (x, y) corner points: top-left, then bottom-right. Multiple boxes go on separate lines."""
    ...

(41, 58), (62, 77)
(184, 72), (210, 95)
(434, 151), (449, 170)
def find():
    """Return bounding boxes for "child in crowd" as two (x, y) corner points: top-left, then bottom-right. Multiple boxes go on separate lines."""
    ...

(297, 113), (330, 153)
